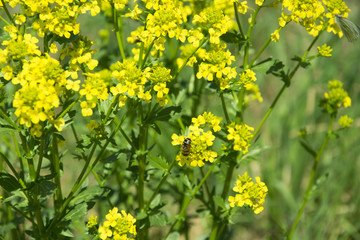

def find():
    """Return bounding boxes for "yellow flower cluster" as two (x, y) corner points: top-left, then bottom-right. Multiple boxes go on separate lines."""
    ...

(193, 7), (232, 45)
(226, 122), (254, 154)
(80, 70), (112, 116)
(176, 43), (206, 68)
(280, 0), (350, 37)
(87, 215), (98, 235)
(238, 69), (256, 88)
(228, 172), (268, 214)
(196, 43), (237, 90)
(11, 55), (71, 136)
(320, 80), (351, 114)
(237, 1), (249, 15)
(110, 60), (150, 107)
(59, 36), (98, 79)
(317, 44), (333, 57)
(244, 83), (263, 103)
(338, 115), (353, 129)
(171, 112), (222, 167)
(86, 120), (108, 139)
(110, 61), (172, 108)
(323, 0), (351, 37)
(0, 34), (41, 69)
(281, 0), (325, 36)
(148, 65), (172, 106)
(98, 207), (137, 240)
(3, 0), (100, 38)
(127, 0), (189, 59)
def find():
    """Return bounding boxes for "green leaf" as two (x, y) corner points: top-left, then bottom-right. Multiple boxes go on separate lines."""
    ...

(69, 186), (110, 206)
(220, 31), (245, 44)
(136, 211), (148, 221)
(149, 212), (166, 226)
(179, 174), (192, 190)
(0, 171), (22, 192)
(265, 59), (285, 75)
(149, 155), (169, 172)
(299, 139), (317, 157)
(149, 194), (161, 209)
(60, 229), (74, 238)
(292, 55), (310, 68)
(0, 125), (18, 134)
(4, 189), (28, 207)
(32, 180), (57, 200)
(251, 58), (276, 75)
(151, 122), (161, 134)
(63, 202), (88, 221)
(153, 106), (181, 122)
(213, 195), (226, 209)
(166, 232), (180, 240)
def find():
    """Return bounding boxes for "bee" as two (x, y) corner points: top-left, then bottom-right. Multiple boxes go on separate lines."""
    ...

(181, 138), (192, 156)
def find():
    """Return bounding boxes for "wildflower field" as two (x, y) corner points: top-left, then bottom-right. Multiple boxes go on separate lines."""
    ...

(0, 0), (359, 239)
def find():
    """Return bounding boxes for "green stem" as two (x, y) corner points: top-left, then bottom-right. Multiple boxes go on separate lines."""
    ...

(233, 2), (244, 38)
(287, 115), (335, 239)
(252, 84), (286, 138)
(249, 36), (272, 68)
(141, 39), (155, 69)
(51, 135), (63, 208)
(46, 119), (124, 232)
(56, 96), (80, 119)
(137, 103), (148, 239)
(0, 150), (22, 182)
(220, 92), (230, 124)
(173, 38), (208, 80)
(113, 6), (125, 60)
(0, 107), (18, 129)
(1, 0), (16, 25)
(200, 167), (215, 213)
(35, 138), (45, 180)
(164, 157), (221, 238)
(32, 194), (46, 239)
(243, 6), (261, 69)
(252, 28), (325, 140)
(145, 158), (177, 210)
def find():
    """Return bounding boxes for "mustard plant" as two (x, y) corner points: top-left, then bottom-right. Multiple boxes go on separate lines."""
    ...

(0, 0), (355, 239)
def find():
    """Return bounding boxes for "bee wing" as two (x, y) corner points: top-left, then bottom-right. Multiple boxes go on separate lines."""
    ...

(335, 15), (360, 42)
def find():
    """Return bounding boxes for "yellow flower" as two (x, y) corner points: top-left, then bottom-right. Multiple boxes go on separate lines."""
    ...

(271, 29), (280, 42)
(171, 112), (222, 167)
(338, 115), (353, 128)
(196, 43), (237, 90)
(238, 1), (249, 14)
(98, 207), (137, 240)
(87, 215), (98, 235)
(317, 44), (333, 57)
(228, 172), (268, 214)
(226, 122), (254, 153)
(320, 80), (351, 114)
(193, 7), (232, 44)
(12, 55), (67, 130)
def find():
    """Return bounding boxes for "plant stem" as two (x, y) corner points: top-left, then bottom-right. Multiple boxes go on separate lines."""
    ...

(1, 0), (16, 25)
(173, 38), (208, 80)
(287, 115), (335, 239)
(233, 2), (244, 38)
(220, 92), (230, 124)
(113, 6), (125, 60)
(145, 157), (177, 209)
(47, 119), (124, 232)
(164, 157), (221, 238)
(243, 6), (261, 69)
